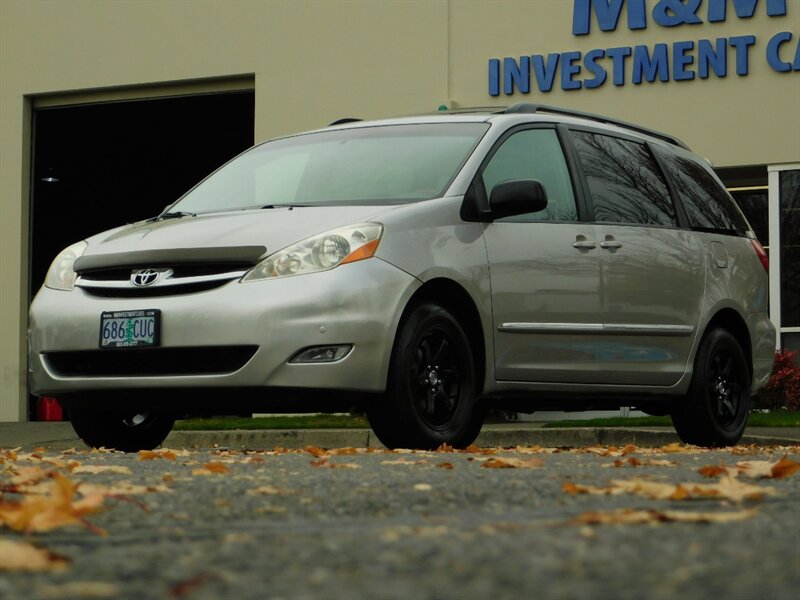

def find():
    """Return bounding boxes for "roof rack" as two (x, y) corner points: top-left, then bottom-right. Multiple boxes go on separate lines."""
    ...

(503, 103), (690, 150)
(329, 118), (362, 126)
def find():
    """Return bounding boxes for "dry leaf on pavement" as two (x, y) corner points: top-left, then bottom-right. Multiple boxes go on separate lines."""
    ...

(36, 581), (119, 599)
(0, 473), (105, 534)
(309, 459), (360, 469)
(0, 538), (69, 571)
(138, 450), (177, 461)
(564, 475), (776, 502)
(72, 465), (132, 475)
(481, 457), (544, 469)
(574, 507), (759, 526)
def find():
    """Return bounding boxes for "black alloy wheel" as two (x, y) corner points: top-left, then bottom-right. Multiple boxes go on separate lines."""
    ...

(367, 303), (483, 450)
(68, 409), (175, 452)
(672, 328), (750, 447)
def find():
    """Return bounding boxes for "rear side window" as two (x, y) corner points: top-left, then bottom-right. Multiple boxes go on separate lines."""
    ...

(571, 131), (677, 227)
(657, 151), (749, 235)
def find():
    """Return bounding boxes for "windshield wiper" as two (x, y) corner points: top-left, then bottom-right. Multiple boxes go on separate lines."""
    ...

(157, 211), (197, 220)
(260, 204), (312, 210)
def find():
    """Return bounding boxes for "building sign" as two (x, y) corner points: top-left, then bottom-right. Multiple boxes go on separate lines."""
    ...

(489, 0), (799, 96)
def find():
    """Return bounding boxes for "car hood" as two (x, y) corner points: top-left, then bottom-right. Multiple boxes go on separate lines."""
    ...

(80, 205), (395, 266)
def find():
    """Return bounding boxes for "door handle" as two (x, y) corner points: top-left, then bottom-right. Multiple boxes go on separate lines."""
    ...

(600, 240), (622, 249)
(572, 240), (597, 249)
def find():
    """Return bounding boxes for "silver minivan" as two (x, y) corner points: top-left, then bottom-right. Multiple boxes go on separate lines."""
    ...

(28, 104), (775, 451)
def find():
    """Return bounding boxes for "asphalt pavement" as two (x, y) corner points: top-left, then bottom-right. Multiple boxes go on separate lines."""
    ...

(1, 420), (799, 451)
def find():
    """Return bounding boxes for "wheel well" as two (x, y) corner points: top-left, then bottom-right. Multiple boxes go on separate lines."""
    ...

(400, 278), (486, 394)
(703, 308), (753, 379)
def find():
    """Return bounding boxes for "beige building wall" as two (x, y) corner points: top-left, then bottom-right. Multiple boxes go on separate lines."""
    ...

(1, 0), (798, 420)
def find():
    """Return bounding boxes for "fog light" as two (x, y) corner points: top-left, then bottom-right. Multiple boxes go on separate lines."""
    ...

(290, 345), (352, 363)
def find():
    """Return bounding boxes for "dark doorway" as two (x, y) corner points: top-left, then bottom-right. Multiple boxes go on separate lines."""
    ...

(28, 91), (254, 419)
(30, 91), (255, 298)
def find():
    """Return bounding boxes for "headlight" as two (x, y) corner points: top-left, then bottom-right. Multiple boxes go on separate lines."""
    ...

(44, 240), (87, 291)
(242, 223), (383, 281)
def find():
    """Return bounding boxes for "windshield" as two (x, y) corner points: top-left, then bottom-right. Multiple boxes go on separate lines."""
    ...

(169, 123), (489, 213)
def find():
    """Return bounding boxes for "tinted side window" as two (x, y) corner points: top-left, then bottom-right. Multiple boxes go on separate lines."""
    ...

(482, 129), (577, 222)
(658, 151), (749, 235)
(572, 131), (677, 227)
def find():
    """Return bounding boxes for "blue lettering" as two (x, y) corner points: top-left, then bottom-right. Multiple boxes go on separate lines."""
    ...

(729, 35), (756, 75)
(489, 59), (500, 96)
(707, 0), (787, 22)
(767, 31), (793, 72)
(572, 0), (646, 35)
(147, 321), (155, 337)
(584, 49), (608, 88)
(652, 0), (703, 27)
(532, 53), (560, 92)
(794, 38), (800, 70)
(606, 46), (632, 85)
(698, 38), (728, 78)
(133, 320), (140, 337)
(673, 40), (695, 80)
(561, 51), (583, 90)
(504, 56), (531, 94)
(632, 43), (670, 83)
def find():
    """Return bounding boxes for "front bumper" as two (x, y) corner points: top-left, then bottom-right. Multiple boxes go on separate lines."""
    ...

(29, 258), (419, 400)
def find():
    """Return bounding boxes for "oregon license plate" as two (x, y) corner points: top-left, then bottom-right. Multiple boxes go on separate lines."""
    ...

(100, 309), (160, 348)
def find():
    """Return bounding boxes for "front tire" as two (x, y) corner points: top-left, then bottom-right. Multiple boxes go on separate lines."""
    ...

(69, 409), (175, 452)
(671, 329), (751, 446)
(367, 303), (483, 449)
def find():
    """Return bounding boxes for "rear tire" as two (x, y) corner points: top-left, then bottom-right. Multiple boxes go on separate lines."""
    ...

(69, 409), (175, 452)
(671, 329), (750, 447)
(367, 303), (483, 449)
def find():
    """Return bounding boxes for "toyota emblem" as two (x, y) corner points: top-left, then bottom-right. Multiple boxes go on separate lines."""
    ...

(131, 268), (161, 287)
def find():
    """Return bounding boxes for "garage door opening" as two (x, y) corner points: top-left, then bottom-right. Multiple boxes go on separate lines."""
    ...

(29, 90), (255, 418)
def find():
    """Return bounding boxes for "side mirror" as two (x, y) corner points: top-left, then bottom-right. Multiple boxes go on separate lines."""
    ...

(488, 179), (547, 221)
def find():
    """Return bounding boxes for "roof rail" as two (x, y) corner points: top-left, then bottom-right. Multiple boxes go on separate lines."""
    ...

(504, 103), (690, 150)
(329, 118), (362, 126)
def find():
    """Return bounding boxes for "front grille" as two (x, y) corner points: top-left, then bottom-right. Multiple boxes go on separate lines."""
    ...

(75, 263), (249, 298)
(43, 346), (258, 377)
(81, 280), (227, 298)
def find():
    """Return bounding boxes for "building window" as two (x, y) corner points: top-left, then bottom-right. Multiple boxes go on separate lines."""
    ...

(780, 170), (800, 329)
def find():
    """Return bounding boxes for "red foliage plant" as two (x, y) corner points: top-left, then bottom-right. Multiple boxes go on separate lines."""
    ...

(756, 349), (800, 411)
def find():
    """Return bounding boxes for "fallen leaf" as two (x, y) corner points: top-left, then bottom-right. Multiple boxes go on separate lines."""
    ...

(0, 473), (105, 534)
(203, 462), (229, 474)
(138, 450), (176, 461)
(564, 475), (775, 503)
(697, 465), (728, 479)
(309, 459), (360, 469)
(436, 462), (454, 469)
(77, 481), (171, 497)
(435, 443), (456, 453)
(413, 483), (432, 491)
(733, 454), (800, 479)
(9, 466), (52, 486)
(330, 447), (360, 456)
(72, 465), (132, 475)
(0, 539), (69, 571)
(686, 474), (777, 501)
(247, 485), (290, 496)
(771, 454), (800, 478)
(481, 457), (544, 469)
(305, 446), (328, 458)
(381, 459), (427, 466)
(574, 507), (758, 526)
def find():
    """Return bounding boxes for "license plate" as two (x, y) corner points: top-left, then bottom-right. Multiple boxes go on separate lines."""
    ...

(100, 309), (160, 349)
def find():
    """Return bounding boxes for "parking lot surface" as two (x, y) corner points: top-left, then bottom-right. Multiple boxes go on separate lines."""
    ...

(1, 443), (798, 599)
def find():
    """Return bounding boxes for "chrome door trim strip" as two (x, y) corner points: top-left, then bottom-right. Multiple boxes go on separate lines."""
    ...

(498, 323), (694, 336)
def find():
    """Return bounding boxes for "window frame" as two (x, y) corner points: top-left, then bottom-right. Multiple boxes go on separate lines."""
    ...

(462, 123), (587, 223)
(564, 125), (685, 231)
